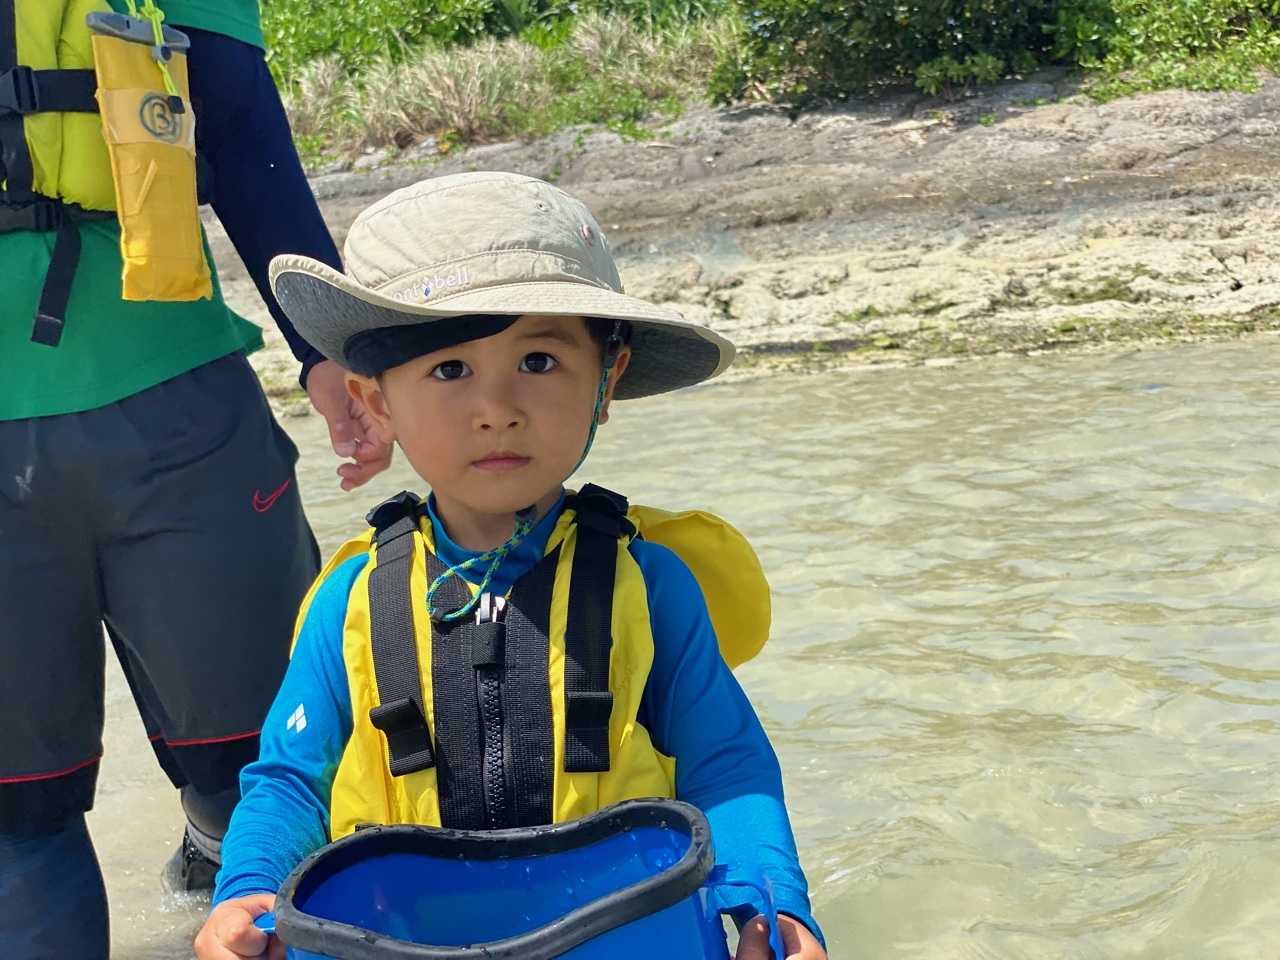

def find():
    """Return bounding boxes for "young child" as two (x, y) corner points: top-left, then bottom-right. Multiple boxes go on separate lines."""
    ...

(195, 172), (827, 960)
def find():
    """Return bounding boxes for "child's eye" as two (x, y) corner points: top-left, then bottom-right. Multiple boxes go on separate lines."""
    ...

(520, 352), (557, 374)
(430, 360), (470, 381)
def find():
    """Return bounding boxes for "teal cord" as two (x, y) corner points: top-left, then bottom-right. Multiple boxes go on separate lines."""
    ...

(426, 321), (624, 622)
(426, 507), (536, 622)
(573, 322), (624, 474)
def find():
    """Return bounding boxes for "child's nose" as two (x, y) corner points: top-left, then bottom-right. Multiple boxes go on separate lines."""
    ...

(475, 381), (524, 430)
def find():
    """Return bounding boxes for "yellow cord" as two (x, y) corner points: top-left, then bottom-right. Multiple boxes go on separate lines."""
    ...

(123, 0), (181, 101)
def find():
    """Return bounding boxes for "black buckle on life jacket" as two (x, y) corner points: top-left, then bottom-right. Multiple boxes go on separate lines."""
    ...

(30, 198), (63, 233)
(369, 696), (426, 736)
(0, 197), (66, 234)
(571, 483), (635, 539)
(0, 66), (40, 115)
(366, 490), (422, 533)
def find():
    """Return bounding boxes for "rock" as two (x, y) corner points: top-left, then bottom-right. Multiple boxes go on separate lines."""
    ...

(312, 157), (353, 176)
(1127, 275), (1203, 302)
(221, 74), (1280, 385)
(724, 285), (780, 324)
(884, 315), (924, 336)
(1210, 243), (1252, 262)
(625, 260), (704, 303)
(939, 299), (991, 322)
(765, 263), (849, 299)
(352, 147), (397, 171)
(1197, 283), (1280, 318)
(866, 254), (919, 272)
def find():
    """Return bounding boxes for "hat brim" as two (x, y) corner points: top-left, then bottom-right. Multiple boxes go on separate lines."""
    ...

(270, 255), (734, 400)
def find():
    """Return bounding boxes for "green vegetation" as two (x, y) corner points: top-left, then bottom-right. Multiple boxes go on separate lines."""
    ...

(262, 0), (495, 82)
(711, 0), (1280, 106)
(262, 0), (1280, 156)
(261, 0), (727, 82)
(280, 13), (739, 160)
(1078, 0), (1280, 100)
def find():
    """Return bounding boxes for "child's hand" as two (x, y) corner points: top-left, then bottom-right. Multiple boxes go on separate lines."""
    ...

(193, 894), (284, 960)
(736, 913), (827, 960)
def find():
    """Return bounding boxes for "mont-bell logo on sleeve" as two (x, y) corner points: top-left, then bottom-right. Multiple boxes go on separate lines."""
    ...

(393, 267), (472, 302)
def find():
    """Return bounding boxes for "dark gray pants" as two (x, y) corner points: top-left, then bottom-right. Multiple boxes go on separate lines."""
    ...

(0, 351), (319, 828)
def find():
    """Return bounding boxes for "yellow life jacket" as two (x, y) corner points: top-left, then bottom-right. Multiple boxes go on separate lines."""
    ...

(0, 0), (210, 346)
(297, 485), (771, 839)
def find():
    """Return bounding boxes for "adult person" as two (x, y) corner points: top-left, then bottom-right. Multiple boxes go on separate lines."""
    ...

(0, 2), (390, 958)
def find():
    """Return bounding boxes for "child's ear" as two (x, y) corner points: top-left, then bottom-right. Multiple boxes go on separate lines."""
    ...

(597, 346), (631, 425)
(346, 373), (398, 443)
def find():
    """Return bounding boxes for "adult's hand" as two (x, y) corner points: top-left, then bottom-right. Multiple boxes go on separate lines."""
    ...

(306, 359), (393, 490)
(736, 913), (827, 960)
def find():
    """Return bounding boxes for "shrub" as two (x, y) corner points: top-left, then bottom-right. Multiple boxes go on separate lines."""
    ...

(709, 0), (1060, 105)
(261, 0), (553, 82)
(1087, 0), (1280, 98)
(711, 0), (1280, 105)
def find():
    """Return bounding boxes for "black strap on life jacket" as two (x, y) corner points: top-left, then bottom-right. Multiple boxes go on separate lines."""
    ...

(561, 484), (634, 773)
(365, 492), (437, 777)
(0, 0), (109, 348)
(364, 485), (635, 827)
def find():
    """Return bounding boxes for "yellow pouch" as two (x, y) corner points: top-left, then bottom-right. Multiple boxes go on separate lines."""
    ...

(89, 22), (211, 301)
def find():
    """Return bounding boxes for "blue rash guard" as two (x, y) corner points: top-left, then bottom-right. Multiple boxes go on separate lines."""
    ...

(215, 493), (823, 943)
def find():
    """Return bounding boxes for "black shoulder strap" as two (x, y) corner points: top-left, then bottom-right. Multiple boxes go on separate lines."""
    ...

(364, 492), (437, 777)
(561, 484), (634, 773)
(0, 0), (33, 198)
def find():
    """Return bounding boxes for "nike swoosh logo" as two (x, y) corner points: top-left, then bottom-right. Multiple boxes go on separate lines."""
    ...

(252, 478), (293, 513)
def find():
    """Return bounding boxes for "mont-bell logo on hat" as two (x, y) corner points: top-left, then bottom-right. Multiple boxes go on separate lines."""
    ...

(392, 267), (472, 302)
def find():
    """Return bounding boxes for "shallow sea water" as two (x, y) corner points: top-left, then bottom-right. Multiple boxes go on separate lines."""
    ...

(99, 339), (1280, 958)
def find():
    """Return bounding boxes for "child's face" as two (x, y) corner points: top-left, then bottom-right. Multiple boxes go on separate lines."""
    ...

(350, 315), (630, 544)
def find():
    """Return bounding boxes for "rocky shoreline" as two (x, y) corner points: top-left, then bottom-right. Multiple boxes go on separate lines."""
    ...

(204, 67), (1280, 407)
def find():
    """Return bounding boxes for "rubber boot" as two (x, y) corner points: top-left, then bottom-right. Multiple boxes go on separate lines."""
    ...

(161, 784), (238, 894)
(0, 816), (110, 960)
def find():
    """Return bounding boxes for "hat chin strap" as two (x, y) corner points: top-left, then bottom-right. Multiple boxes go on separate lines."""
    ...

(573, 321), (624, 474)
(425, 322), (625, 622)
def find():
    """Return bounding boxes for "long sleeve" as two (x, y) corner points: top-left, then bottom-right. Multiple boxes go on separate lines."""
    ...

(631, 541), (824, 946)
(212, 557), (366, 905)
(183, 28), (341, 384)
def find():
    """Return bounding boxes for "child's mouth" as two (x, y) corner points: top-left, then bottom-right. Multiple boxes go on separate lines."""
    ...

(472, 454), (531, 472)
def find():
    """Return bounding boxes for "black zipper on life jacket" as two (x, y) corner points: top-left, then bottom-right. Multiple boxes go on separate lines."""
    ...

(474, 593), (510, 828)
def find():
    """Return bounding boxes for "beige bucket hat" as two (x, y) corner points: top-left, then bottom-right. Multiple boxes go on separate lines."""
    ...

(269, 172), (734, 400)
